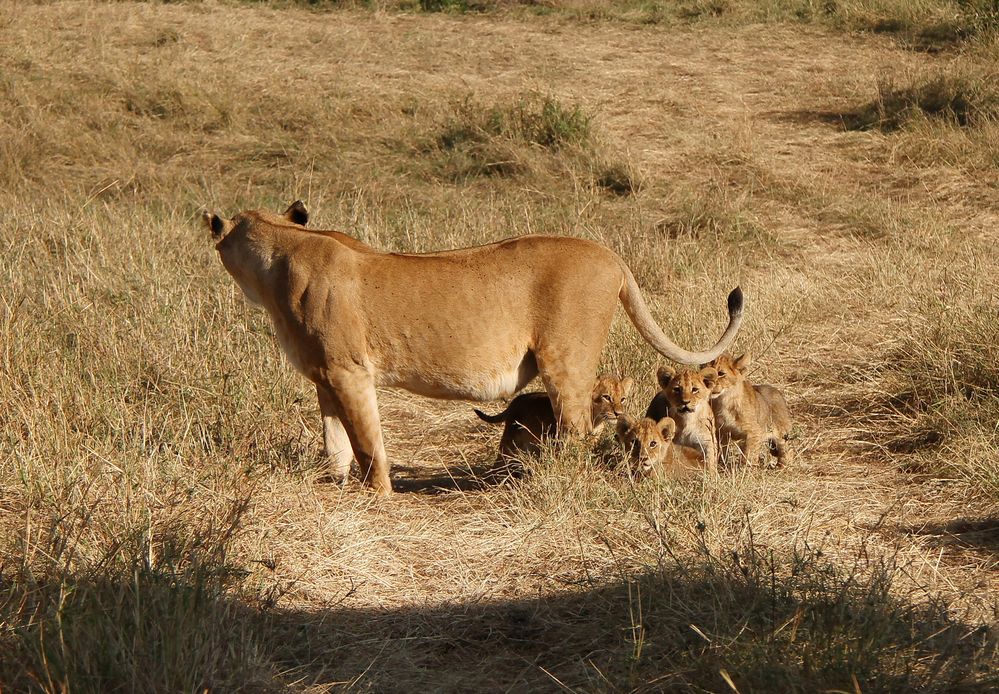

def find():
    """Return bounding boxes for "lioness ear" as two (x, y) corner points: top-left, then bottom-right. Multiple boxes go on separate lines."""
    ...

(284, 200), (309, 226)
(616, 415), (633, 442)
(657, 417), (676, 441)
(699, 366), (718, 387)
(621, 377), (634, 396)
(735, 353), (752, 370)
(656, 365), (676, 390)
(203, 211), (227, 240)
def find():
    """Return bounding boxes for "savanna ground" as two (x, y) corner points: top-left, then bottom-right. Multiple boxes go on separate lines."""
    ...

(2, 0), (999, 691)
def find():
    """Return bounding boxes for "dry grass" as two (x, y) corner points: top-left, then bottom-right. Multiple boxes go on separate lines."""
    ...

(2, 1), (999, 691)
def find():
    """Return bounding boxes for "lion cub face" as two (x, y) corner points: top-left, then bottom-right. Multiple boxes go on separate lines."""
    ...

(705, 353), (750, 395)
(657, 366), (717, 415)
(616, 415), (676, 479)
(591, 374), (634, 428)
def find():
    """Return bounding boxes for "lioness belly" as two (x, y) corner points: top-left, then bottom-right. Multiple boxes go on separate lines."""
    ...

(378, 351), (538, 402)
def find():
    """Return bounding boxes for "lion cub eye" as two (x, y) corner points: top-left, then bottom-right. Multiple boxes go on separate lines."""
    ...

(601, 394), (612, 402)
(648, 440), (657, 448)
(692, 387), (700, 393)
(718, 371), (726, 377)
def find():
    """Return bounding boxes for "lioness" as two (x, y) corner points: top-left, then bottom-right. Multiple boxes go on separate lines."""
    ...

(474, 374), (633, 459)
(706, 353), (792, 467)
(644, 366), (719, 470)
(616, 415), (707, 480)
(204, 201), (743, 494)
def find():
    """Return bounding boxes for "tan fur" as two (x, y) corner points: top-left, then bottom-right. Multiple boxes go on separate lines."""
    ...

(615, 415), (707, 480)
(644, 365), (719, 471)
(204, 201), (743, 494)
(706, 353), (792, 467)
(475, 374), (633, 459)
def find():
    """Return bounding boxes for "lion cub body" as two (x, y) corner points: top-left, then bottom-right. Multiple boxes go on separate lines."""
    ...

(475, 375), (633, 458)
(616, 415), (707, 480)
(205, 201), (743, 494)
(644, 366), (719, 470)
(706, 354), (792, 467)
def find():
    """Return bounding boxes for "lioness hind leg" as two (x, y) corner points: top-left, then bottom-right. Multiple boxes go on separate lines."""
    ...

(317, 386), (354, 483)
(322, 372), (392, 495)
(542, 382), (593, 437)
(535, 353), (601, 438)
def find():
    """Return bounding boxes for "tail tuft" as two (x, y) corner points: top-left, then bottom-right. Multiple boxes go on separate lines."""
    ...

(727, 286), (744, 317)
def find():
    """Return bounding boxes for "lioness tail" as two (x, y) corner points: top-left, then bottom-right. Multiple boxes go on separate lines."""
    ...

(617, 259), (744, 365)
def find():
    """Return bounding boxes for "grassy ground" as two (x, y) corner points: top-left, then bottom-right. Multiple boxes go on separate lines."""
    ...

(1, 1), (998, 691)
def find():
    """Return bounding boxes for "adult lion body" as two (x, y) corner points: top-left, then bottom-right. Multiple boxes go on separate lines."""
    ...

(204, 202), (744, 494)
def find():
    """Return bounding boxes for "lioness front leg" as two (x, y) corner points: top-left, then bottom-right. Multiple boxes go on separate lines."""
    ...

(317, 385), (354, 483)
(321, 370), (392, 495)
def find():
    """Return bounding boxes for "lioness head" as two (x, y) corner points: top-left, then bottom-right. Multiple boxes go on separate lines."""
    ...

(591, 374), (634, 426)
(657, 365), (717, 415)
(616, 415), (676, 479)
(704, 353), (751, 395)
(202, 200), (309, 244)
(202, 201), (311, 305)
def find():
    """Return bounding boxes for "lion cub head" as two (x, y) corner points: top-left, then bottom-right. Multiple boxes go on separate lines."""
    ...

(657, 365), (717, 415)
(616, 415), (676, 479)
(704, 353), (751, 395)
(590, 374), (634, 429)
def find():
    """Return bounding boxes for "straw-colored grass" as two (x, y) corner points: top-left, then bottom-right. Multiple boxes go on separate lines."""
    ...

(1, 1), (998, 690)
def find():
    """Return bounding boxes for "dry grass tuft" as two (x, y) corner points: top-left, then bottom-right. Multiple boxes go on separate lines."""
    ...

(840, 70), (999, 131)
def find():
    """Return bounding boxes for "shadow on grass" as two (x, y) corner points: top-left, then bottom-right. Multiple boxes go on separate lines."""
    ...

(900, 517), (999, 552)
(3, 538), (996, 693)
(389, 459), (501, 494)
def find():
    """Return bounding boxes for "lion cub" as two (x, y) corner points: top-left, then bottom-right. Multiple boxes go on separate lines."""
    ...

(706, 353), (792, 467)
(616, 415), (707, 480)
(475, 374), (634, 459)
(644, 365), (718, 470)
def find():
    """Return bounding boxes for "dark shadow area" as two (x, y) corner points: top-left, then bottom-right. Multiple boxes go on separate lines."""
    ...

(774, 71), (992, 134)
(772, 108), (858, 129)
(900, 517), (999, 552)
(389, 459), (502, 494)
(3, 543), (997, 693)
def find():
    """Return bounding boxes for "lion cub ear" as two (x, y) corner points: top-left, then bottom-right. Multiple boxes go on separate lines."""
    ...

(657, 417), (676, 441)
(202, 211), (228, 240)
(699, 366), (718, 388)
(656, 365), (676, 390)
(284, 200), (309, 226)
(734, 353), (752, 371)
(620, 377), (635, 396)
(616, 415), (634, 443)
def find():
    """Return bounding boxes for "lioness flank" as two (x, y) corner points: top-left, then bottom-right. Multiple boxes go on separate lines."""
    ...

(204, 201), (744, 494)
